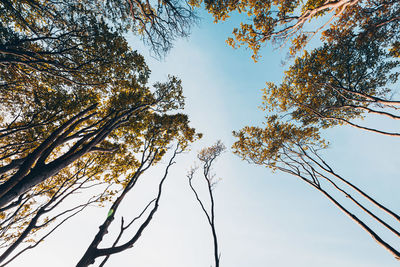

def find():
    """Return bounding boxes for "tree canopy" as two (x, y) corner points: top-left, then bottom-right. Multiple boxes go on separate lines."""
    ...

(2, 0), (400, 265)
(264, 35), (400, 137)
(0, 50), (200, 263)
(193, 0), (400, 59)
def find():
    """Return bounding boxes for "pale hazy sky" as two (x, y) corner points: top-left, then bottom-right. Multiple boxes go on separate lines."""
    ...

(8, 9), (400, 267)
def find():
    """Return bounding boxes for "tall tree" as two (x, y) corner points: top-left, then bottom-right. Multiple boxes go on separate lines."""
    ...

(0, 73), (199, 266)
(0, 104), (199, 266)
(77, 142), (188, 267)
(187, 140), (225, 267)
(231, 24), (400, 260)
(233, 122), (400, 260)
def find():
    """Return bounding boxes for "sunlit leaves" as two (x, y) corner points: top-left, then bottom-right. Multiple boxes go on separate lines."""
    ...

(193, 0), (358, 59)
(233, 116), (324, 169)
(196, 0), (400, 59)
(263, 35), (399, 131)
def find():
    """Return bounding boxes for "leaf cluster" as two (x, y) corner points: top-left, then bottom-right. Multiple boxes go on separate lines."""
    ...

(264, 35), (399, 130)
(196, 0), (400, 59)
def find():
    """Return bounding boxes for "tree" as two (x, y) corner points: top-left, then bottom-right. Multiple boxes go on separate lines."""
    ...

(0, 41), (200, 263)
(217, 1), (400, 258)
(263, 35), (400, 137)
(0, 0), (200, 264)
(229, 20), (400, 257)
(192, 0), (400, 59)
(0, 108), (199, 266)
(187, 140), (225, 267)
(233, 123), (400, 260)
(230, 27), (400, 261)
(0, 81), (200, 265)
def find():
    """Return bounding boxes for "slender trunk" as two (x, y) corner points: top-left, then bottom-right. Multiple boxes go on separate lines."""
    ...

(211, 222), (220, 267)
(77, 146), (175, 266)
(76, 223), (110, 267)
(208, 187), (219, 267)
(330, 171), (400, 223)
(298, 146), (400, 225)
(322, 174), (400, 238)
(76, 185), (133, 267)
(77, 165), (144, 266)
(278, 165), (400, 260)
(304, 150), (400, 223)
(317, 186), (400, 260)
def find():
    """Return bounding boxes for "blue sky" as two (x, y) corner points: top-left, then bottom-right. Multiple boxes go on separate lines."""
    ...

(8, 8), (400, 267)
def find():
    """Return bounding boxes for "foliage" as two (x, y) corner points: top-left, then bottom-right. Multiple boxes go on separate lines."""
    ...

(0, 0), (196, 106)
(1, 0), (196, 65)
(0, 0), (200, 264)
(0, 15), (200, 264)
(224, 0), (400, 261)
(263, 35), (400, 137)
(233, 117), (324, 169)
(193, 0), (400, 60)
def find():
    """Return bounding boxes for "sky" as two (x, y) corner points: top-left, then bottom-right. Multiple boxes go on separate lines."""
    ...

(7, 8), (400, 267)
